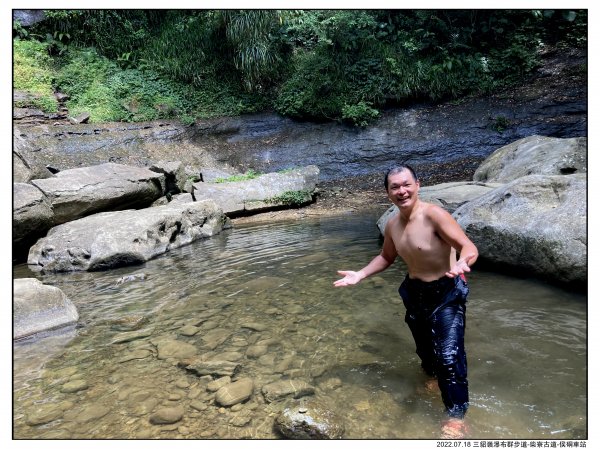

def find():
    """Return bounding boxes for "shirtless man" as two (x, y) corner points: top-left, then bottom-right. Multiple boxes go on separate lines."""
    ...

(334, 165), (478, 439)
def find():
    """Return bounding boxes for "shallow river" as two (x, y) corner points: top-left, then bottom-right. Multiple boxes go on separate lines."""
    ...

(13, 212), (587, 440)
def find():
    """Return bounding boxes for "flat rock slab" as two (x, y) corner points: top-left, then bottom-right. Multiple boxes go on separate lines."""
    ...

(14, 278), (79, 340)
(27, 200), (226, 272)
(192, 165), (319, 214)
(30, 162), (165, 224)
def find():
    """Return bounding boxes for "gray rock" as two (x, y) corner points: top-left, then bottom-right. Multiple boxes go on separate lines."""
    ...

(155, 339), (198, 360)
(25, 403), (64, 426)
(74, 404), (110, 424)
(170, 193), (194, 205)
(111, 329), (154, 344)
(150, 160), (187, 194)
(13, 183), (54, 260)
(473, 135), (586, 183)
(246, 345), (269, 359)
(241, 322), (268, 332)
(115, 273), (147, 286)
(30, 162), (165, 225)
(149, 405), (184, 425)
(275, 399), (345, 439)
(454, 174), (586, 285)
(215, 378), (254, 406)
(262, 380), (315, 403)
(200, 328), (231, 350)
(13, 142), (53, 183)
(178, 359), (242, 378)
(27, 200), (226, 272)
(207, 376), (231, 392)
(60, 379), (89, 393)
(193, 165), (319, 215)
(13, 278), (78, 340)
(376, 181), (502, 235)
(209, 351), (244, 362)
(179, 325), (200, 336)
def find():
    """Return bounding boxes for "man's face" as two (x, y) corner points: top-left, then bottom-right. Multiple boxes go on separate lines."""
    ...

(386, 169), (420, 209)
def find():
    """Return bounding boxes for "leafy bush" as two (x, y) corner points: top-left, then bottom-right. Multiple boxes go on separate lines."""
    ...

(13, 38), (57, 112)
(341, 101), (380, 127)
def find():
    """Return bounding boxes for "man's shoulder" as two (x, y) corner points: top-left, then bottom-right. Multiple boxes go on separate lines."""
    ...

(421, 201), (451, 220)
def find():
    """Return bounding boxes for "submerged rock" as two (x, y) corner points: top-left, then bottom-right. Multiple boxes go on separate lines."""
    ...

(13, 278), (78, 340)
(215, 378), (254, 406)
(262, 380), (315, 403)
(275, 399), (345, 439)
(149, 405), (184, 425)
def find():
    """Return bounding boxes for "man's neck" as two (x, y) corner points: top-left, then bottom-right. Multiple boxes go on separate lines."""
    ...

(398, 198), (421, 221)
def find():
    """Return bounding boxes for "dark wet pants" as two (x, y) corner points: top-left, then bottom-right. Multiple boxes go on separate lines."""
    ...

(399, 274), (469, 419)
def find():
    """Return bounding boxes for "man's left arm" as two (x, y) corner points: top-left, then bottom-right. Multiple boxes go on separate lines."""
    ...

(429, 206), (478, 278)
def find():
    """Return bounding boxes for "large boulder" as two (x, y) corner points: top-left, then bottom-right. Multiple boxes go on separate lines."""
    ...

(14, 278), (79, 340)
(376, 181), (502, 235)
(13, 183), (54, 262)
(192, 166), (319, 215)
(453, 174), (586, 287)
(30, 163), (165, 225)
(13, 136), (53, 183)
(27, 200), (227, 272)
(473, 135), (586, 183)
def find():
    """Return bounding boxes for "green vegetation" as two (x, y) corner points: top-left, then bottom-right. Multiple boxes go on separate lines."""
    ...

(13, 9), (586, 126)
(492, 116), (511, 133)
(267, 190), (313, 206)
(13, 39), (57, 112)
(214, 169), (262, 183)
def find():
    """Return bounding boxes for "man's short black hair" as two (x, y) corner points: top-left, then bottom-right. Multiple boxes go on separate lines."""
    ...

(384, 165), (419, 190)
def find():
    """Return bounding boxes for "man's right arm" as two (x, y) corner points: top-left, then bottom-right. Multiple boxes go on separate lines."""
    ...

(334, 221), (397, 287)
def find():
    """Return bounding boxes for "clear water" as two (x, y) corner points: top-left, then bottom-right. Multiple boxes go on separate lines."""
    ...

(12, 212), (587, 439)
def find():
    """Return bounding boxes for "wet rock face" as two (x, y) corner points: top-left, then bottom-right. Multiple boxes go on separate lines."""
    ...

(275, 399), (345, 439)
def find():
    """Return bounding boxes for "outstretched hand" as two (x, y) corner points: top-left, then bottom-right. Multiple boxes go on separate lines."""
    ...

(445, 254), (476, 278)
(334, 270), (362, 287)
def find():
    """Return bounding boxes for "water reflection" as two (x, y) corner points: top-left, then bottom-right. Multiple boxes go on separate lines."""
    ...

(13, 212), (587, 439)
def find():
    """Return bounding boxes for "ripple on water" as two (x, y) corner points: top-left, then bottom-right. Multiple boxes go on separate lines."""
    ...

(13, 213), (587, 439)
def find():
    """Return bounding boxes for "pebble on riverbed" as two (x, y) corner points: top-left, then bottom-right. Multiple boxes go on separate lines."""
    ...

(149, 405), (185, 425)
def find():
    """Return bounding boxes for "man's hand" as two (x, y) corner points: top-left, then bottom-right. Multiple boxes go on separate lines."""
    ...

(445, 254), (476, 278)
(334, 270), (363, 287)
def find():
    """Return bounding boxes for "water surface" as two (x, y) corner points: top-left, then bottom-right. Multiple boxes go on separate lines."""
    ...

(13, 212), (587, 439)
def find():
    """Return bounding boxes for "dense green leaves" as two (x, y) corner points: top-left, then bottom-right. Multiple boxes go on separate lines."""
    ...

(13, 9), (586, 125)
